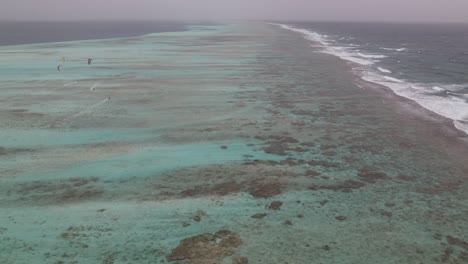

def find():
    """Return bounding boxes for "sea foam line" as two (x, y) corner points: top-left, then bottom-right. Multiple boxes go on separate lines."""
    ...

(276, 23), (381, 66)
(362, 72), (468, 135)
(381, 47), (407, 52)
(275, 23), (468, 136)
(378, 67), (392, 73)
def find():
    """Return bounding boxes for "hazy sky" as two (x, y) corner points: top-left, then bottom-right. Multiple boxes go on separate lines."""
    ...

(3, 0), (468, 23)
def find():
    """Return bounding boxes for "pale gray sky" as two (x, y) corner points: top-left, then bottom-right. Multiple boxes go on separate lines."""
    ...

(2, 0), (468, 23)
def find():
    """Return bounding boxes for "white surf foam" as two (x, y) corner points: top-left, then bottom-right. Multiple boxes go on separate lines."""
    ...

(278, 24), (378, 66)
(454, 121), (468, 136)
(381, 47), (407, 52)
(276, 23), (468, 136)
(377, 67), (392, 74)
(357, 53), (387, 59)
(363, 72), (468, 135)
(383, 76), (404, 83)
(278, 24), (330, 46)
(322, 49), (375, 65)
(437, 83), (468, 92)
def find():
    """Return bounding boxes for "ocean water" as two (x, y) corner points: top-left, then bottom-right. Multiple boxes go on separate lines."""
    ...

(276, 22), (468, 134)
(0, 21), (189, 46)
(1, 22), (468, 263)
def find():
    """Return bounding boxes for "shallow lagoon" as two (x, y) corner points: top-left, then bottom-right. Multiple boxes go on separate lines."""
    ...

(1, 23), (468, 263)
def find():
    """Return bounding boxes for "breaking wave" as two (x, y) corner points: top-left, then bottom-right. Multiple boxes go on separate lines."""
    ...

(377, 67), (392, 73)
(381, 47), (407, 52)
(276, 23), (468, 135)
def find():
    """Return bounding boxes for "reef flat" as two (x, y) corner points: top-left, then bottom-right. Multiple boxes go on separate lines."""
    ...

(1, 22), (467, 263)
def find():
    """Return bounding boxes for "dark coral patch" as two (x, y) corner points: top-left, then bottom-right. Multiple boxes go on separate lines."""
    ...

(179, 177), (283, 199)
(300, 142), (316, 147)
(397, 175), (417, 181)
(310, 180), (366, 192)
(446, 235), (468, 250)
(291, 110), (314, 116)
(167, 230), (241, 263)
(348, 145), (383, 155)
(278, 158), (306, 166)
(322, 151), (337, 157)
(181, 181), (243, 197)
(232, 256), (249, 264)
(60, 225), (112, 240)
(305, 170), (321, 177)
(261, 143), (288, 156)
(380, 211), (393, 217)
(251, 213), (267, 219)
(16, 177), (102, 204)
(357, 167), (388, 183)
(243, 160), (280, 166)
(0, 146), (35, 156)
(308, 160), (339, 168)
(248, 181), (282, 198)
(320, 145), (337, 150)
(416, 181), (461, 195)
(268, 201), (283, 210)
(256, 135), (303, 155)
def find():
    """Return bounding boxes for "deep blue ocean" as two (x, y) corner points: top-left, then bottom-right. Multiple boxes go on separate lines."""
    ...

(0, 21), (188, 46)
(277, 22), (468, 133)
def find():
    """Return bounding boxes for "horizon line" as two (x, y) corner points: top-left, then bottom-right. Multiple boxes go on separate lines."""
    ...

(1, 19), (468, 25)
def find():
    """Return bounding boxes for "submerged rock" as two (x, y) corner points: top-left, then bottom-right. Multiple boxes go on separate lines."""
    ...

(305, 170), (321, 177)
(322, 245), (331, 251)
(268, 201), (283, 210)
(335, 216), (347, 221)
(232, 256), (248, 264)
(193, 210), (206, 222)
(167, 230), (241, 264)
(251, 213), (267, 219)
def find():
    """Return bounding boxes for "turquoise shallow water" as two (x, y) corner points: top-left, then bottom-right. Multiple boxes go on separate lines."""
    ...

(1, 22), (468, 263)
